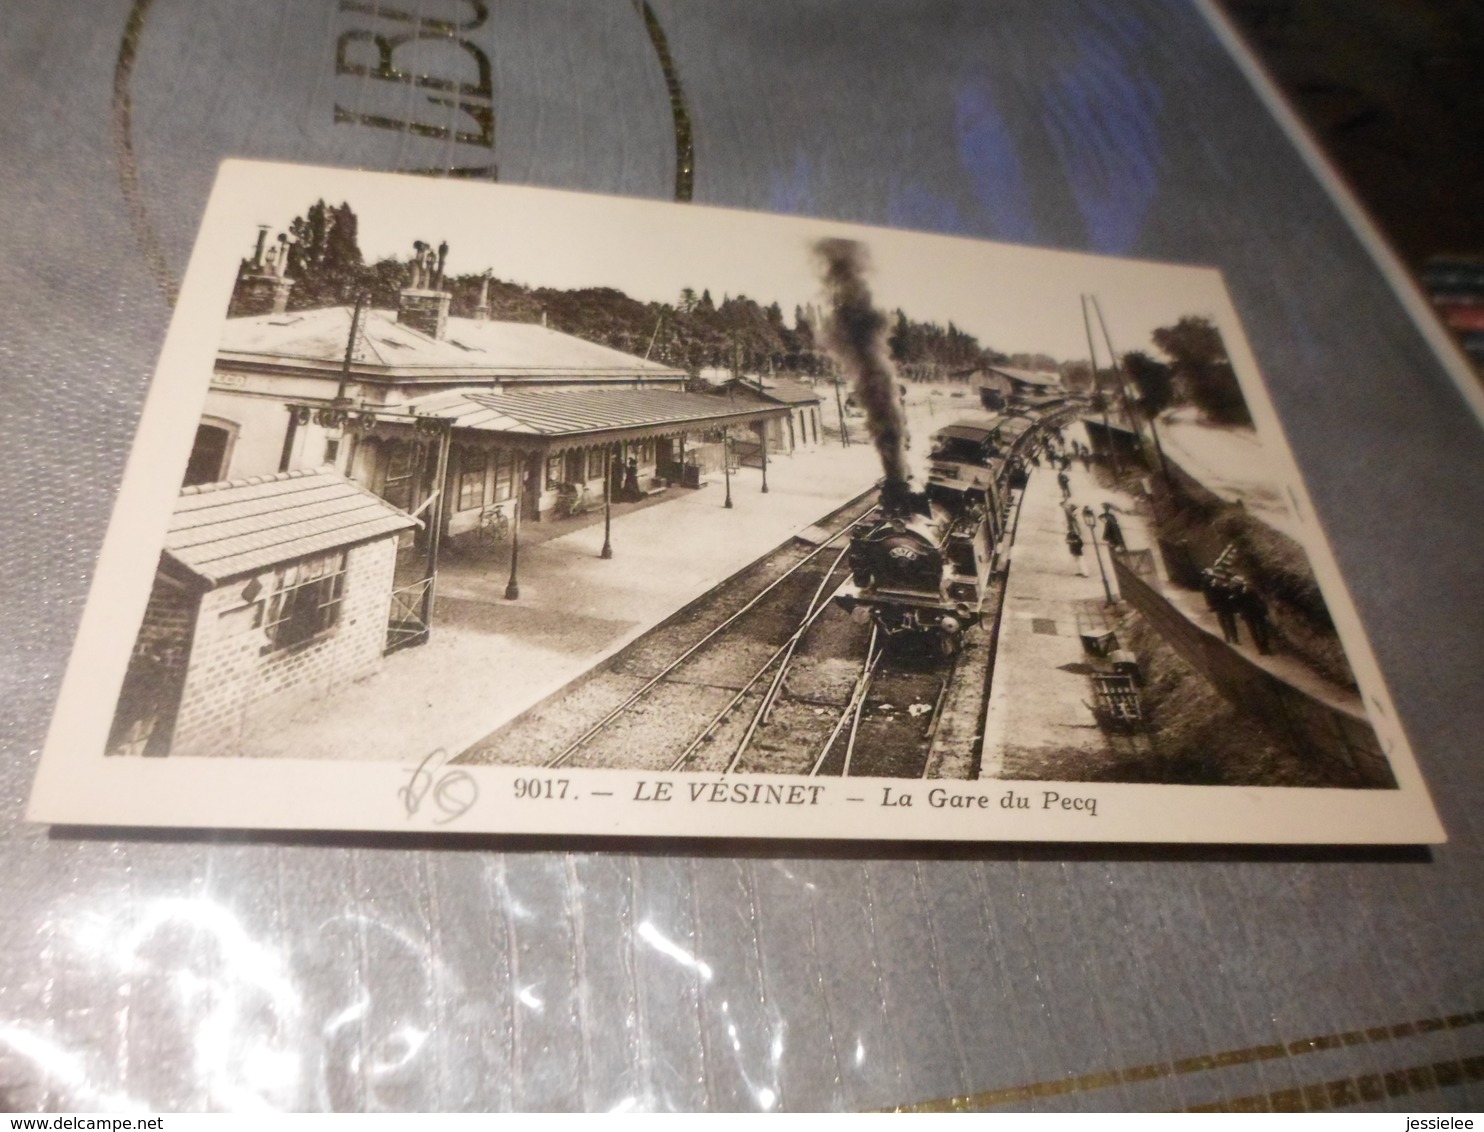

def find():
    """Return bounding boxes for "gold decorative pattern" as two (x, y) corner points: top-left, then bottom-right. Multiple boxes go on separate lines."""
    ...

(890, 1008), (1484, 1112)
(1190, 1053), (1484, 1112)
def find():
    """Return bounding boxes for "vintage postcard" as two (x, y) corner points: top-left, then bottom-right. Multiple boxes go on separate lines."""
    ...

(29, 160), (1444, 842)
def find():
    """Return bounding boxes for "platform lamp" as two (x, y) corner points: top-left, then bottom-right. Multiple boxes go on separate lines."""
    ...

(600, 448), (614, 559)
(760, 421), (769, 494)
(1081, 504), (1115, 606)
(505, 469), (523, 600)
(722, 429), (733, 509)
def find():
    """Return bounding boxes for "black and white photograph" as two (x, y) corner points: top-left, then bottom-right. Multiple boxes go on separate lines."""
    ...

(28, 161), (1441, 842)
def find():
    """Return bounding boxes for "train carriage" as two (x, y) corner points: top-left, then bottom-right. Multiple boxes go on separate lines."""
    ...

(926, 413), (1006, 515)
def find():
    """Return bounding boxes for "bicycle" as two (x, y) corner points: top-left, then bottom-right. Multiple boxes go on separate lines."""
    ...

(476, 503), (510, 544)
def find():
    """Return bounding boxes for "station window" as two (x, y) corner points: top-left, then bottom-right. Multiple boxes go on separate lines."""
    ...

(493, 452), (515, 502)
(262, 551), (347, 652)
(457, 447), (487, 511)
(547, 453), (564, 486)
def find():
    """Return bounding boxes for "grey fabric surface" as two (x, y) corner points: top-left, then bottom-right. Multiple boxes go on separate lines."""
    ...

(1, 0), (1480, 1112)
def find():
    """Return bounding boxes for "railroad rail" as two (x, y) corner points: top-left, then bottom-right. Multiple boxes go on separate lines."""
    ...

(543, 502), (877, 770)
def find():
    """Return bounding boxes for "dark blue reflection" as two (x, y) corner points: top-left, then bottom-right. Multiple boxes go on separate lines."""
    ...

(887, 182), (966, 235)
(769, 151), (820, 217)
(954, 79), (1038, 243)
(1039, 9), (1164, 255)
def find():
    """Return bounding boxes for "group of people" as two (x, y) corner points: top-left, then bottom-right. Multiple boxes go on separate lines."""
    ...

(1200, 568), (1273, 655)
(1030, 428), (1096, 474)
(1042, 425), (1280, 661)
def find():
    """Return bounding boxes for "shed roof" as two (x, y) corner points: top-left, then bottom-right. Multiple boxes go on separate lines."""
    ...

(399, 387), (788, 439)
(984, 365), (1063, 388)
(166, 469), (417, 584)
(751, 377), (823, 405)
(219, 306), (686, 384)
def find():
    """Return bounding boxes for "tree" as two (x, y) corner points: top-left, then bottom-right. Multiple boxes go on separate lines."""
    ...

(1151, 316), (1252, 427)
(284, 201), (366, 308)
(1122, 350), (1175, 416)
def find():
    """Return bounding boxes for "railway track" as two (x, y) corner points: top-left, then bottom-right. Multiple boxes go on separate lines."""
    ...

(545, 503), (876, 773)
(454, 490), (879, 773)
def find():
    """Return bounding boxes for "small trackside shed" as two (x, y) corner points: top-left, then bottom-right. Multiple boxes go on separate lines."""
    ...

(107, 469), (417, 758)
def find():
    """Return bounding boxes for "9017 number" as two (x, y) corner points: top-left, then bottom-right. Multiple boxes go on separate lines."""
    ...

(514, 777), (570, 800)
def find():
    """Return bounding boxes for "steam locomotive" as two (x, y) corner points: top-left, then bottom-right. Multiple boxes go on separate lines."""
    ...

(834, 481), (994, 657)
(832, 407), (1055, 656)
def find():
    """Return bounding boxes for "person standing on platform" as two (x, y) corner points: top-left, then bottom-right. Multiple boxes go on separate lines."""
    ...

(623, 456), (641, 501)
(1202, 569), (1241, 645)
(1100, 503), (1126, 552)
(1233, 577), (1274, 654)
(1058, 470), (1071, 501)
(1067, 528), (1088, 576)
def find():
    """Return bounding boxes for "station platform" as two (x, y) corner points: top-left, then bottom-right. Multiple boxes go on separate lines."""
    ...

(231, 438), (886, 762)
(980, 421), (1382, 783)
(979, 427), (1152, 777)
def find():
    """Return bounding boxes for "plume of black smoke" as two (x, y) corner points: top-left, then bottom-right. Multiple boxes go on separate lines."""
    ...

(814, 238), (909, 487)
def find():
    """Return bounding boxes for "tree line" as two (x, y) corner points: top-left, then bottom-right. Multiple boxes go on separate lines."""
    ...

(244, 200), (1012, 379)
(244, 201), (1251, 427)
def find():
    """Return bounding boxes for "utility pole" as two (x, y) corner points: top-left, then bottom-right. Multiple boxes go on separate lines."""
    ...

(1092, 294), (1169, 480)
(1081, 294), (1122, 478)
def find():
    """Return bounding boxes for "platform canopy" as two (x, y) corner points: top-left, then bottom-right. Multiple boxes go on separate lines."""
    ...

(361, 386), (791, 451)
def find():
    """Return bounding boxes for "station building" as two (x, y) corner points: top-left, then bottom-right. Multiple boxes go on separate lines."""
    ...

(176, 249), (793, 658)
(975, 365), (1066, 411)
(710, 375), (826, 461)
(194, 263), (792, 527)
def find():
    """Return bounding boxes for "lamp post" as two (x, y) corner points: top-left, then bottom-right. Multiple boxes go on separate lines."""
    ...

(600, 448), (614, 559)
(760, 422), (769, 493)
(1082, 505), (1115, 606)
(723, 432), (733, 509)
(505, 474), (522, 600)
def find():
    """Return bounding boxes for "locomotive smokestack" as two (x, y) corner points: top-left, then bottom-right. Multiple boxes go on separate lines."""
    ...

(814, 238), (910, 495)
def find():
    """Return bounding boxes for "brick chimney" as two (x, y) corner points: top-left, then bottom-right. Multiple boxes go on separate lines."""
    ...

(397, 239), (452, 339)
(228, 227), (295, 318)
